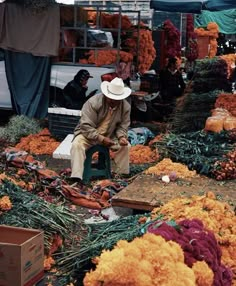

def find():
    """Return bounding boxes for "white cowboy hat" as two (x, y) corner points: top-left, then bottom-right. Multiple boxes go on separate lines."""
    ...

(101, 77), (131, 100)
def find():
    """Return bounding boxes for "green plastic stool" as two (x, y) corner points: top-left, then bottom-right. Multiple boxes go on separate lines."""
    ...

(82, 144), (111, 184)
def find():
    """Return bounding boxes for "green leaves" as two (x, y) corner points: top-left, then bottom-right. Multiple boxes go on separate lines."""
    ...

(155, 130), (234, 176)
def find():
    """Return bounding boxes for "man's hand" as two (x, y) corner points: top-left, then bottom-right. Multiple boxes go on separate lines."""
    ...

(119, 137), (129, 146)
(102, 137), (115, 147)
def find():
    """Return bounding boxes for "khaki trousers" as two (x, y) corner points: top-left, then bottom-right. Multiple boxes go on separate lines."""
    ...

(70, 134), (130, 179)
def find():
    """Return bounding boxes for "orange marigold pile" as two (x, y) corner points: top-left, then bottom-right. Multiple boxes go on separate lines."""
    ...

(15, 128), (60, 155)
(215, 93), (236, 117)
(84, 233), (213, 286)
(145, 158), (197, 178)
(129, 145), (159, 164)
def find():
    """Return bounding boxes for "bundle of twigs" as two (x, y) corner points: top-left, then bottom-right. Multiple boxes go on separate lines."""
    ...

(170, 90), (221, 133)
(0, 180), (84, 251)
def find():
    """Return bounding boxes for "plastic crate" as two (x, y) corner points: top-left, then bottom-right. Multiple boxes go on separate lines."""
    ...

(48, 108), (81, 140)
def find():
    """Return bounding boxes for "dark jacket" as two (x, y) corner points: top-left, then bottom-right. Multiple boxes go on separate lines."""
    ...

(63, 80), (88, 110)
(159, 68), (186, 103)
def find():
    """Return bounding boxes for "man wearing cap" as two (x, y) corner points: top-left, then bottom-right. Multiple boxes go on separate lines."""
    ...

(63, 69), (97, 110)
(70, 77), (131, 183)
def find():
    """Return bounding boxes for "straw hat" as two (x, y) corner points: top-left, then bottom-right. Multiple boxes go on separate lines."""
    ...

(101, 77), (131, 100)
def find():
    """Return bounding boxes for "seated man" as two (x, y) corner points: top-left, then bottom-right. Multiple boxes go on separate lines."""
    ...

(70, 77), (132, 183)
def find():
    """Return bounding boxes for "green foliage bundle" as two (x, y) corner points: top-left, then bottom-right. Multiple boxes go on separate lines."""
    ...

(193, 58), (231, 93)
(0, 180), (83, 252)
(171, 90), (220, 133)
(0, 115), (42, 144)
(154, 130), (234, 177)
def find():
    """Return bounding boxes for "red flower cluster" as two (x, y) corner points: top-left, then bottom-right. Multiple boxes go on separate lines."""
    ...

(185, 14), (199, 62)
(163, 20), (181, 59)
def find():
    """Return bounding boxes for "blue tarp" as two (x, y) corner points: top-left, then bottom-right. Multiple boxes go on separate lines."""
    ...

(195, 9), (236, 34)
(150, 0), (236, 13)
(150, 0), (203, 13)
(5, 50), (50, 119)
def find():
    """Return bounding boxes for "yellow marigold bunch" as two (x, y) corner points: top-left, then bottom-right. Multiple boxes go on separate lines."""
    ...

(129, 145), (159, 164)
(192, 261), (214, 286)
(151, 192), (236, 277)
(84, 233), (198, 286)
(0, 196), (12, 211)
(145, 158), (197, 178)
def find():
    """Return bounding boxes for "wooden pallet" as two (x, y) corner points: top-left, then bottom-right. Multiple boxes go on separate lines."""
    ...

(112, 174), (236, 211)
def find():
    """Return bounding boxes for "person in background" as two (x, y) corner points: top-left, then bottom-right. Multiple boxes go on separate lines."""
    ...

(70, 77), (131, 184)
(159, 57), (186, 118)
(63, 69), (97, 110)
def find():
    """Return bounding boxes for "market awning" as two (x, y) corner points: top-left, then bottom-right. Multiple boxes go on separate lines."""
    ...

(150, 0), (236, 13)
(195, 9), (236, 34)
(203, 0), (236, 11)
(150, 0), (204, 13)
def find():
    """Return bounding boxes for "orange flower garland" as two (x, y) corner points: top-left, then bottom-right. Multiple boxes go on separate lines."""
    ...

(219, 54), (236, 79)
(80, 50), (133, 66)
(195, 22), (219, 58)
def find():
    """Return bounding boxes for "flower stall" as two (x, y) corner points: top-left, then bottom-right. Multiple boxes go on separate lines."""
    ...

(58, 3), (156, 75)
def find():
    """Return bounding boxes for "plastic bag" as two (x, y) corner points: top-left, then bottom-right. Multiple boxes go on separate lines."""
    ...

(128, 127), (154, 146)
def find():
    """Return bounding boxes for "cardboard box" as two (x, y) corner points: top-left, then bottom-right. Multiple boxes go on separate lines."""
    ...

(0, 225), (44, 286)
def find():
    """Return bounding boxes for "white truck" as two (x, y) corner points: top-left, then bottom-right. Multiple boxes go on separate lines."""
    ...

(0, 49), (114, 110)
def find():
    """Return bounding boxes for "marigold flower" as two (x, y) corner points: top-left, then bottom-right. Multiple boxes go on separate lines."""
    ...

(0, 195), (12, 211)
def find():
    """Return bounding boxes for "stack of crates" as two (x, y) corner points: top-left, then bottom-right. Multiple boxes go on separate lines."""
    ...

(48, 108), (81, 140)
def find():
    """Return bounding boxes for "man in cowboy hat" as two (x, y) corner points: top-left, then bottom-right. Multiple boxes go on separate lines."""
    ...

(70, 77), (132, 183)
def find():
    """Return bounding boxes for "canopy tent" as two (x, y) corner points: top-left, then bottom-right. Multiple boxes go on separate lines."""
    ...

(150, 0), (203, 13)
(195, 9), (236, 34)
(150, 0), (236, 13)
(204, 0), (236, 11)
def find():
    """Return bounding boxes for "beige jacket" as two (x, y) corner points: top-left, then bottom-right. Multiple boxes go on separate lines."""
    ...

(74, 93), (131, 143)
